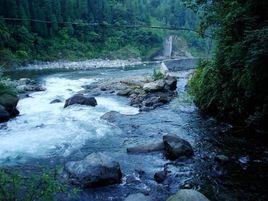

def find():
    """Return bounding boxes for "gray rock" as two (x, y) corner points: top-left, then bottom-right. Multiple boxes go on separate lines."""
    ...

(166, 189), (210, 201)
(50, 99), (62, 104)
(101, 111), (124, 123)
(127, 142), (164, 153)
(0, 105), (10, 123)
(18, 78), (35, 85)
(163, 135), (194, 160)
(154, 170), (167, 183)
(64, 94), (97, 108)
(143, 80), (165, 92)
(117, 89), (132, 97)
(164, 76), (177, 91)
(65, 152), (122, 188)
(0, 92), (19, 114)
(138, 92), (174, 111)
(125, 193), (152, 201)
(16, 85), (46, 93)
(143, 93), (169, 107)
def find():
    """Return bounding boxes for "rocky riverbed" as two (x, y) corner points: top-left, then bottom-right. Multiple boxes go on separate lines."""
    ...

(0, 62), (267, 201)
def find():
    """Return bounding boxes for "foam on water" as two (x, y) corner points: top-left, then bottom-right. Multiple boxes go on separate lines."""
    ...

(0, 76), (139, 163)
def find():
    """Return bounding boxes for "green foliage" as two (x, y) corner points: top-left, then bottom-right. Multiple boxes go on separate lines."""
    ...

(152, 68), (165, 81)
(187, 0), (268, 131)
(0, 168), (70, 201)
(0, 76), (17, 96)
(189, 60), (219, 114)
(0, 0), (210, 66)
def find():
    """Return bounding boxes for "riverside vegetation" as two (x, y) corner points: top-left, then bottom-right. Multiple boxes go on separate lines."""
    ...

(0, 0), (210, 67)
(188, 0), (268, 134)
(0, 0), (267, 201)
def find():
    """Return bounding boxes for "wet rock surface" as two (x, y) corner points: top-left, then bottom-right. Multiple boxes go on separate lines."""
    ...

(163, 134), (194, 160)
(82, 73), (178, 112)
(0, 105), (10, 122)
(64, 94), (97, 108)
(0, 92), (19, 122)
(127, 141), (164, 153)
(65, 152), (122, 188)
(154, 170), (167, 183)
(3, 78), (46, 94)
(50, 99), (63, 104)
(124, 193), (152, 201)
(166, 189), (210, 201)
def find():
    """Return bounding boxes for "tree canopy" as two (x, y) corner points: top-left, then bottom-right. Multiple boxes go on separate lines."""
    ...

(0, 0), (209, 66)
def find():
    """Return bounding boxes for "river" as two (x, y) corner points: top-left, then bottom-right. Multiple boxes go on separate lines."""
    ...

(0, 62), (267, 201)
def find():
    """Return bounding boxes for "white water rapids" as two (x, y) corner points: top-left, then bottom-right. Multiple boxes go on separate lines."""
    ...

(0, 75), (139, 164)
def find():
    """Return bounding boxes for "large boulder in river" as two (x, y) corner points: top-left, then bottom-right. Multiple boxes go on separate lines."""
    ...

(166, 189), (210, 201)
(64, 94), (97, 108)
(0, 92), (19, 117)
(0, 105), (10, 123)
(164, 75), (177, 91)
(65, 152), (122, 188)
(143, 80), (165, 92)
(163, 135), (193, 160)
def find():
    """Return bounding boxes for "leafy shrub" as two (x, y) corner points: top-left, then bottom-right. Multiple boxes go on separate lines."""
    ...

(0, 168), (75, 201)
(152, 68), (165, 81)
(189, 60), (219, 115)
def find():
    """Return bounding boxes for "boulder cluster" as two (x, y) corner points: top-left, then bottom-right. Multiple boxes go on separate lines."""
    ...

(123, 75), (177, 111)
(4, 78), (46, 94)
(82, 74), (178, 112)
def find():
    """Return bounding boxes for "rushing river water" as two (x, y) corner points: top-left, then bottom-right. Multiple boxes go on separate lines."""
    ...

(1, 63), (267, 201)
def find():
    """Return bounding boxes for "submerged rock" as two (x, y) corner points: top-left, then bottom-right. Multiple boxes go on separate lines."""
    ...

(215, 154), (229, 163)
(65, 152), (122, 188)
(127, 142), (164, 153)
(154, 170), (167, 183)
(163, 135), (193, 160)
(64, 94), (97, 108)
(101, 111), (123, 123)
(50, 99), (62, 104)
(166, 189), (210, 201)
(124, 193), (152, 201)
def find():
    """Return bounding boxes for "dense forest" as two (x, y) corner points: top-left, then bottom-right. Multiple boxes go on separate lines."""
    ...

(188, 0), (268, 134)
(0, 0), (208, 67)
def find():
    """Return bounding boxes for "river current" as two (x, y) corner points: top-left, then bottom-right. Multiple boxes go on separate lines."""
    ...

(0, 63), (267, 201)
